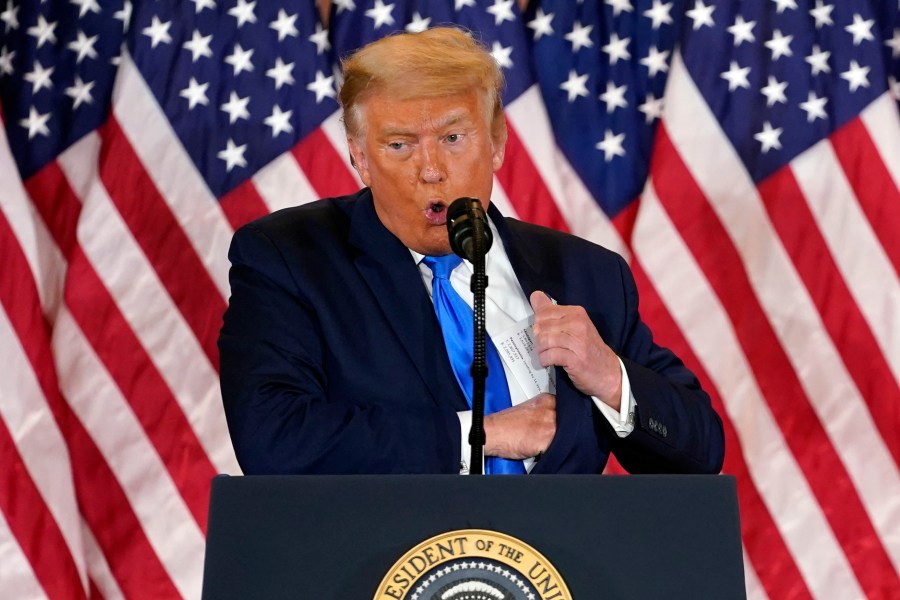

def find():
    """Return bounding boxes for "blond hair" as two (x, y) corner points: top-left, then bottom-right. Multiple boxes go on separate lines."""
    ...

(339, 27), (506, 139)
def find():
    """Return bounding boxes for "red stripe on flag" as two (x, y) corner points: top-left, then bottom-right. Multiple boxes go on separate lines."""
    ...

(24, 166), (217, 530)
(830, 118), (900, 278)
(219, 180), (270, 231)
(0, 215), (87, 600)
(98, 118), (225, 369)
(0, 209), (181, 598)
(759, 167), (900, 467)
(652, 124), (900, 598)
(496, 121), (570, 231)
(612, 198), (640, 248)
(291, 127), (360, 199)
(631, 259), (814, 600)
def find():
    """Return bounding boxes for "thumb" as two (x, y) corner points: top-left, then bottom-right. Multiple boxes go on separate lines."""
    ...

(530, 290), (554, 313)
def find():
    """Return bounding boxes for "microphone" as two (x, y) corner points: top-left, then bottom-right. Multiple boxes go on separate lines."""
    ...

(446, 197), (492, 261)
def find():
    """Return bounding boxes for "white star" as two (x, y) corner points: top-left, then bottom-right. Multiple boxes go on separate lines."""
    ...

(220, 92), (250, 124)
(67, 30), (98, 64)
(760, 76), (788, 107)
(686, 1), (714, 30)
(527, 8), (554, 40)
(1, 0), (19, 32)
(840, 60), (870, 92)
(405, 12), (431, 33)
(565, 21), (593, 52)
(19, 106), (50, 140)
(24, 60), (54, 93)
(455, 0), (475, 8)
(27, 14), (57, 48)
(491, 41), (513, 69)
(71, 0), (101, 18)
(643, 0), (673, 30)
(334, 0), (356, 14)
(266, 57), (295, 89)
(889, 76), (900, 102)
(799, 91), (828, 122)
(845, 14), (875, 46)
(638, 93), (664, 123)
(720, 61), (750, 91)
(596, 129), (625, 161)
(605, 0), (633, 17)
(365, 0), (395, 29)
(179, 77), (209, 109)
(727, 15), (755, 46)
(182, 29), (213, 62)
(805, 45), (831, 75)
(559, 69), (589, 102)
(602, 33), (631, 65)
(142, 16), (171, 48)
(191, 0), (216, 13)
(228, 0), (257, 27)
(600, 81), (628, 113)
(486, 0), (515, 26)
(809, 1), (834, 28)
(264, 105), (293, 137)
(217, 138), (247, 172)
(65, 75), (95, 108)
(306, 70), (336, 103)
(270, 9), (298, 41)
(114, 1), (132, 32)
(886, 29), (900, 59)
(640, 46), (669, 77)
(308, 22), (330, 53)
(754, 121), (783, 153)
(770, 0), (797, 13)
(0, 46), (14, 76)
(765, 29), (793, 60)
(225, 44), (254, 76)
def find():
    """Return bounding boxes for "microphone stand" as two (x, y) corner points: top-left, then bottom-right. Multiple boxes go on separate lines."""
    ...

(468, 212), (488, 475)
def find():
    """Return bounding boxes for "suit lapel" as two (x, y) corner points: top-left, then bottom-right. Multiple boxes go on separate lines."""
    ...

(348, 191), (468, 410)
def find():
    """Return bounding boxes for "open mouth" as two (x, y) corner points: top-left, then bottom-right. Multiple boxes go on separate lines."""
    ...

(425, 201), (448, 225)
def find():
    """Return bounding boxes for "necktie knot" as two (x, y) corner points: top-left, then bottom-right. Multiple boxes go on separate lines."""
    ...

(423, 254), (463, 280)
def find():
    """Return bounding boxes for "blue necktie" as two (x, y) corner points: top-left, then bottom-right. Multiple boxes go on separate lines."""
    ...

(423, 255), (526, 475)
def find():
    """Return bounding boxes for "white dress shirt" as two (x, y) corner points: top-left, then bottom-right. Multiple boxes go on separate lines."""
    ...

(411, 217), (635, 474)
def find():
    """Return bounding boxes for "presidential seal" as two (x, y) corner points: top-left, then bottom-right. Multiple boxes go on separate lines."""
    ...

(375, 529), (571, 600)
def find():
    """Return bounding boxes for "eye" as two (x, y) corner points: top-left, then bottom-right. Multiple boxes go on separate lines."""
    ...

(388, 141), (405, 150)
(445, 133), (462, 143)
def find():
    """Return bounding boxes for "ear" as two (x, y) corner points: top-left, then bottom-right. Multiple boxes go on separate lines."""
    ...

(347, 137), (372, 186)
(491, 117), (508, 173)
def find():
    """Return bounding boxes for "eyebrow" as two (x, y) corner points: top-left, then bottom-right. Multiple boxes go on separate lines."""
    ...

(378, 111), (473, 138)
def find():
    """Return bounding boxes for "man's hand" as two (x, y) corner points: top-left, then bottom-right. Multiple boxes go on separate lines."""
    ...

(530, 291), (623, 409)
(484, 393), (556, 459)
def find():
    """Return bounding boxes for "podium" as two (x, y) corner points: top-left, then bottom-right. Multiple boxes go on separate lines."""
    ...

(201, 475), (745, 599)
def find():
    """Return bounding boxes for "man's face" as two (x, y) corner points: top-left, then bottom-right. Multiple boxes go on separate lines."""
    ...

(348, 90), (505, 255)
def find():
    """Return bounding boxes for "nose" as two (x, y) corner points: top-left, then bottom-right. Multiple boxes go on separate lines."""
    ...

(419, 139), (445, 184)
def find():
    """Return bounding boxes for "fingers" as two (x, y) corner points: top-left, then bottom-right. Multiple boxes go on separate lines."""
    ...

(484, 393), (557, 460)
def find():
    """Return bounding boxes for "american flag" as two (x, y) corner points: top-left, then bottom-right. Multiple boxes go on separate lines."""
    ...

(0, 0), (898, 598)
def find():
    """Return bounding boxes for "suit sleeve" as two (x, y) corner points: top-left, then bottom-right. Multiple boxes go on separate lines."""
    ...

(605, 255), (725, 474)
(218, 223), (461, 475)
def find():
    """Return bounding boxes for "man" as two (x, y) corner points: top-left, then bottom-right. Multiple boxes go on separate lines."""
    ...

(218, 27), (724, 475)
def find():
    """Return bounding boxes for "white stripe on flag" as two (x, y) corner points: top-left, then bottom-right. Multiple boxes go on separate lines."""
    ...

(0, 508), (48, 600)
(635, 182), (864, 599)
(321, 109), (363, 187)
(742, 548), (769, 600)
(113, 53), (234, 298)
(253, 151), (321, 212)
(53, 309), (205, 600)
(56, 135), (238, 475)
(0, 307), (86, 590)
(81, 519), (125, 600)
(792, 139), (900, 381)
(860, 93), (900, 188)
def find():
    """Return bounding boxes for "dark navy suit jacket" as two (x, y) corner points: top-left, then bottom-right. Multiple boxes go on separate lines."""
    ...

(218, 189), (724, 475)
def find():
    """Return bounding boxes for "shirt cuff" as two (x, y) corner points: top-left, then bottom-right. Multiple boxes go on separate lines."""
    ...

(592, 357), (636, 438)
